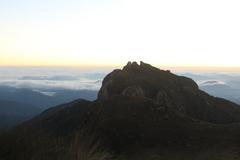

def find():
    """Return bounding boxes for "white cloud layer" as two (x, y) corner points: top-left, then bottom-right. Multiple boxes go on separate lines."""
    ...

(0, 67), (108, 90)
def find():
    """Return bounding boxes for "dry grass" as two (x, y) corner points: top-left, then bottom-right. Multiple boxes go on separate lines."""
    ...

(66, 131), (112, 160)
(29, 131), (113, 160)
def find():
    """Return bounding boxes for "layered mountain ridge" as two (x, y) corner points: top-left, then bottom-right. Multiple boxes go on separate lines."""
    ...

(1, 61), (240, 160)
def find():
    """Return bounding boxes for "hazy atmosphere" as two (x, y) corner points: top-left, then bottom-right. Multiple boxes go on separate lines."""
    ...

(1, 1), (240, 160)
(1, 0), (240, 67)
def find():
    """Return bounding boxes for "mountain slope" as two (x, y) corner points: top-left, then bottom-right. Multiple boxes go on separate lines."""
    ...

(0, 86), (97, 129)
(1, 62), (240, 160)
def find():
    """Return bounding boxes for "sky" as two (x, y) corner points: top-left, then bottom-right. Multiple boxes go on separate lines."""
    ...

(0, 0), (240, 68)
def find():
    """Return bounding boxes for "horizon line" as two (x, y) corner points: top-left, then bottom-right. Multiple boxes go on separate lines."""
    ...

(1, 64), (240, 73)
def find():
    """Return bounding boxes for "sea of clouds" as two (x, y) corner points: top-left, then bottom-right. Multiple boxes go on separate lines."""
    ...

(0, 67), (110, 91)
(1, 67), (240, 92)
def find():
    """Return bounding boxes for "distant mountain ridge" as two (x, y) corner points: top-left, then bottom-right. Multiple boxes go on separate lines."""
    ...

(0, 100), (40, 129)
(180, 73), (240, 104)
(0, 86), (97, 109)
(0, 86), (97, 129)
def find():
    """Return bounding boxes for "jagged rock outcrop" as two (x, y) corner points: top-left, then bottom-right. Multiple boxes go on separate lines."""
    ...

(121, 85), (145, 97)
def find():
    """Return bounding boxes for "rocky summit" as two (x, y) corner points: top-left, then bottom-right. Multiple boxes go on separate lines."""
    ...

(1, 62), (240, 160)
(99, 61), (240, 123)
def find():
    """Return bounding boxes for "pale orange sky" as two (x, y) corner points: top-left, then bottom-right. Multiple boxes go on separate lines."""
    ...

(0, 0), (240, 69)
(1, 63), (240, 73)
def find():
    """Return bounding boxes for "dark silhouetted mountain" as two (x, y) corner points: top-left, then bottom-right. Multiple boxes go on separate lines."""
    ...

(1, 62), (240, 160)
(98, 61), (240, 124)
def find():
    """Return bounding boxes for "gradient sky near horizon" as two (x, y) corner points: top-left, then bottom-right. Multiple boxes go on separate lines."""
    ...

(0, 0), (240, 67)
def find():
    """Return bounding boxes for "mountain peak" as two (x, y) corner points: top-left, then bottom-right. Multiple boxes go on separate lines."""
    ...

(98, 61), (198, 106)
(122, 61), (140, 71)
(122, 61), (159, 72)
(97, 62), (240, 124)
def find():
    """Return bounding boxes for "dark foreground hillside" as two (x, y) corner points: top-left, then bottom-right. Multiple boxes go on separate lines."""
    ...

(1, 62), (240, 160)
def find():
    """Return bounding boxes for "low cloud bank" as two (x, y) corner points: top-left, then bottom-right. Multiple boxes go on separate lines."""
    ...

(0, 68), (108, 91)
